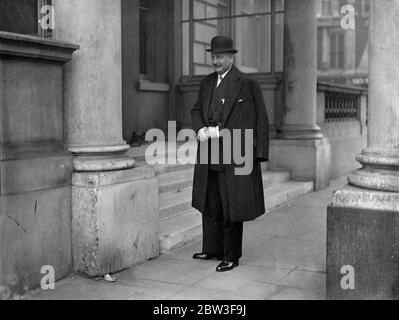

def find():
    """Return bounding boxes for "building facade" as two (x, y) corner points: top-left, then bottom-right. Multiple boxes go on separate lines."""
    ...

(0, 0), (369, 137)
(316, 0), (370, 86)
(3, 0), (388, 298)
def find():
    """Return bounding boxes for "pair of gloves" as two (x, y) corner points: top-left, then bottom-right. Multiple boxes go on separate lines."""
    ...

(197, 127), (220, 142)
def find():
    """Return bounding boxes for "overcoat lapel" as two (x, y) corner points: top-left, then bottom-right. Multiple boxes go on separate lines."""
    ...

(222, 66), (243, 126)
(203, 73), (217, 123)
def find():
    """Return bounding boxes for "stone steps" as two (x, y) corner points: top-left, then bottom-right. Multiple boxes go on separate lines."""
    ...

(158, 168), (194, 195)
(159, 187), (193, 221)
(158, 169), (291, 221)
(263, 180), (314, 209)
(158, 167), (289, 196)
(136, 161), (194, 176)
(158, 170), (314, 253)
(159, 209), (203, 254)
(127, 142), (197, 165)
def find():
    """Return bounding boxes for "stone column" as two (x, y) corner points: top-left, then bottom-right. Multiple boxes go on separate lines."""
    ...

(327, 1), (399, 299)
(53, 0), (133, 170)
(52, 0), (159, 276)
(270, 0), (331, 190)
(279, 0), (322, 139)
(347, 0), (399, 192)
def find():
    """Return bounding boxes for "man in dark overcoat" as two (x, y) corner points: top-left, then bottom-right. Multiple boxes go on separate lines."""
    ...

(191, 36), (270, 272)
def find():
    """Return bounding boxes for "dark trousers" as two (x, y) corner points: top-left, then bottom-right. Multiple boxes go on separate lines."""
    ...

(202, 169), (243, 261)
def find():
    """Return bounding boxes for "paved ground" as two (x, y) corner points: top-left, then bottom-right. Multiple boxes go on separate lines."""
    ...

(23, 177), (347, 300)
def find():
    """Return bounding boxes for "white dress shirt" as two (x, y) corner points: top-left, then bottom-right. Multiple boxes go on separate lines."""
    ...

(216, 67), (232, 87)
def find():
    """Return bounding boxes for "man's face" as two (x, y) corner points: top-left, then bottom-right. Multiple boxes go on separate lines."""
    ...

(211, 53), (233, 75)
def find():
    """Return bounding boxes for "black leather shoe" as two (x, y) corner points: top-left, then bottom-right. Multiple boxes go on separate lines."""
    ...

(216, 260), (239, 272)
(193, 253), (223, 261)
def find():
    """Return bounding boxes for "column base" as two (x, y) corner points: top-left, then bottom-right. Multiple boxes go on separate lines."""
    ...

(73, 154), (135, 172)
(72, 166), (159, 277)
(68, 143), (130, 155)
(269, 138), (331, 190)
(348, 149), (399, 192)
(277, 124), (324, 140)
(327, 186), (399, 299)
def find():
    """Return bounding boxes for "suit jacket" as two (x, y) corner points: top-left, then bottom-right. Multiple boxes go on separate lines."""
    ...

(191, 65), (270, 222)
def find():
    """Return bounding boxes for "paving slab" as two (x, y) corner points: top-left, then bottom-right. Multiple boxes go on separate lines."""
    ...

(240, 255), (298, 271)
(195, 273), (278, 300)
(297, 226), (327, 243)
(114, 255), (215, 286)
(298, 253), (326, 273)
(242, 230), (276, 252)
(115, 278), (189, 300)
(246, 237), (325, 267)
(268, 286), (323, 300)
(25, 276), (144, 300)
(169, 286), (243, 300)
(271, 203), (328, 219)
(278, 269), (326, 298)
(220, 264), (293, 285)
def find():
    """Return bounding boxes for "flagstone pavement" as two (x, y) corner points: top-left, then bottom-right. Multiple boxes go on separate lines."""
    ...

(22, 177), (348, 300)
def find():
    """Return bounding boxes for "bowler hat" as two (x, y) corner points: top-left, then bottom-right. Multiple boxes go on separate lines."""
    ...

(206, 36), (238, 54)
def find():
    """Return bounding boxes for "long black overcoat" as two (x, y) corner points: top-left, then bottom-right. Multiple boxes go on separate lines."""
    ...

(191, 66), (270, 222)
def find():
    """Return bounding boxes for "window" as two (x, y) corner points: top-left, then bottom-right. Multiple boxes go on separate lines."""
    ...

(317, 31), (323, 69)
(331, 0), (340, 17)
(0, 0), (52, 38)
(139, 0), (168, 83)
(181, 0), (284, 76)
(139, 0), (150, 75)
(321, 0), (332, 16)
(330, 32), (345, 69)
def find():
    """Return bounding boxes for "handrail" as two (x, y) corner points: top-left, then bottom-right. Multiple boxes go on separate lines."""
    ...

(317, 81), (368, 96)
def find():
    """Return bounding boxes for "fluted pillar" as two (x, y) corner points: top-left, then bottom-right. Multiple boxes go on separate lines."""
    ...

(53, 0), (134, 171)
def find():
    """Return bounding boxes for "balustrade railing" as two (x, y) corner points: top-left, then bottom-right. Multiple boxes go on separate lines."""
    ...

(318, 82), (367, 123)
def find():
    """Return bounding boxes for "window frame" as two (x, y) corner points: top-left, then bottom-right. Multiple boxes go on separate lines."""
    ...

(137, 0), (171, 91)
(181, 0), (284, 78)
(329, 31), (345, 70)
(37, 0), (53, 38)
(0, 0), (53, 38)
(139, 0), (150, 77)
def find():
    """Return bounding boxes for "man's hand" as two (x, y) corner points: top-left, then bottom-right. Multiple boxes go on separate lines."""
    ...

(207, 126), (220, 139)
(198, 127), (220, 142)
(197, 127), (209, 142)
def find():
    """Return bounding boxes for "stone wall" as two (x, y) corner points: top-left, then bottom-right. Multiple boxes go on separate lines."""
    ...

(0, 32), (78, 296)
(317, 83), (368, 180)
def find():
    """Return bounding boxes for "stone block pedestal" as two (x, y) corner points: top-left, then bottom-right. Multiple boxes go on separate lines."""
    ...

(269, 138), (331, 190)
(72, 166), (159, 277)
(327, 187), (399, 300)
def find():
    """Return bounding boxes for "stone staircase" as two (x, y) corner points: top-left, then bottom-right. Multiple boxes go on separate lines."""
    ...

(127, 144), (314, 254)
(157, 165), (314, 253)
